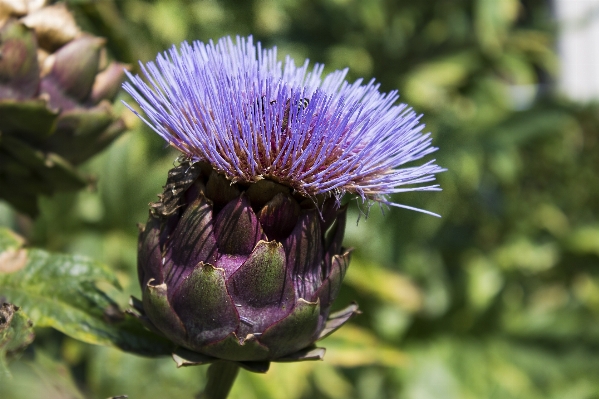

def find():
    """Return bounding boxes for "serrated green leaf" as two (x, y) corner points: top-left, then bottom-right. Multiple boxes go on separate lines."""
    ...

(0, 227), (173, 357)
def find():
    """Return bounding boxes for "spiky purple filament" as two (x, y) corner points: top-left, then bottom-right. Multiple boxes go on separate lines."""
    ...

(123, 36), (444, 215)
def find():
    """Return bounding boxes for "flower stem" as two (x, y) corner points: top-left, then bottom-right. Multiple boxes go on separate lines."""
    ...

(196, 361), (240, 399)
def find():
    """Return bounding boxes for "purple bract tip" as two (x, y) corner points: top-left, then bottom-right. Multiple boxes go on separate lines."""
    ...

(123, 36), (444, 215)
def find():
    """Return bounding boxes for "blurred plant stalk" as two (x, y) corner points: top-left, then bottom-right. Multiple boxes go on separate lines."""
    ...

(0, 0), (127, 216)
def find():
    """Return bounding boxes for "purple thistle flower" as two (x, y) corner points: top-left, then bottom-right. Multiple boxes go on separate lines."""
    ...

(124, 36), (443, 369)
(123, 36), (443, 215)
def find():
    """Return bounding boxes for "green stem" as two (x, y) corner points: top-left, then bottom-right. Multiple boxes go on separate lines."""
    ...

(197, 361), (240, 399)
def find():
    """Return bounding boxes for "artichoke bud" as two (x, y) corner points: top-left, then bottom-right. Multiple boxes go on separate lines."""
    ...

(0, 0), (127, 216)
(135, 161), (358, 363)
(125, 36), (444, 371)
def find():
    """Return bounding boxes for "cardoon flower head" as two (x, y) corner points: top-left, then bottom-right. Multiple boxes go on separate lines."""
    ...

(124, 36), (442, 370)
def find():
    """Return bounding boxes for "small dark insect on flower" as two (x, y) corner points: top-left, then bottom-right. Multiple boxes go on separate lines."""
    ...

(281, 97), (310, 132)
(257, 96), (310, 133)
(123, 36), (443, 368)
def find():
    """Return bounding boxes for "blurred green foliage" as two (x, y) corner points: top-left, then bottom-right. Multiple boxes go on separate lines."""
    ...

(2, 0), (599, 398)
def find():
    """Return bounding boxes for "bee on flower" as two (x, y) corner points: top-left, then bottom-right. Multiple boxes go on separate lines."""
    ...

(124, 36), (443, 369)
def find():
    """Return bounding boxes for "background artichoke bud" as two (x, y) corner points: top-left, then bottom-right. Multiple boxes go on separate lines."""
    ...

(0, 0), (127, 216)
(134, 161), (358, 363)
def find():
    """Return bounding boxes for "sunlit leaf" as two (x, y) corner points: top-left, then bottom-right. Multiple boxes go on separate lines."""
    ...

(321, 324), (408, 368)
(345, 258), (423, 312)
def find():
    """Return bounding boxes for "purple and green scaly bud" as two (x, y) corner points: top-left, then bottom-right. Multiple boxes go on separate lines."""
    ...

(124, 36), (443, 369)
(0, 1), (127, 215)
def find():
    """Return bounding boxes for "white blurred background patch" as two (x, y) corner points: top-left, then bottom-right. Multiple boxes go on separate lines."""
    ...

(555, 0), (599, 101)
